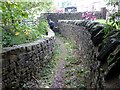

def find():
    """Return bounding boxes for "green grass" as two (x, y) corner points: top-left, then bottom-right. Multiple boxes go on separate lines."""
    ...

(95, 19), (107, 24)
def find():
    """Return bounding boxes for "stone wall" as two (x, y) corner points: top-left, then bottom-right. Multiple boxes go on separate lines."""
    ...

(58, 20), (120, 88)
(43, 12), (102, 33)
(43, 12), (101, 27)
(58, 20), (99, 88)
(1, 30), (55, 89)
(43, 13), (82, 27)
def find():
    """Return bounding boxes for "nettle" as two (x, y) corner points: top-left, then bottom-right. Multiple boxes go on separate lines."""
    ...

(1, 1), (52, 47)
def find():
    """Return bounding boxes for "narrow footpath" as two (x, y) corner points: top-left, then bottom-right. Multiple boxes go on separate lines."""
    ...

(51, 36), (67, 88)
(50, 34), (85, 88)
(39, 34), (85, 88)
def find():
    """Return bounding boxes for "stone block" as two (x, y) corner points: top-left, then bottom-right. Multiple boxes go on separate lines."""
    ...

(92, 30), (105, 46)
(90, 25), (104, 39)
(98, 39), (120, 63)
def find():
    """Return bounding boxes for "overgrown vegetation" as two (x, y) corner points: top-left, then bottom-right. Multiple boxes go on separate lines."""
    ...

(106, 12), (120, 29)
(0, 0), (53, 47)
(105, 0), (120, 30)
(95, 1), (120, 41)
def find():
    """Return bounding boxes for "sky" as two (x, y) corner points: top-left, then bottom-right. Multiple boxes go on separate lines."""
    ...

(76, 0), (106, 11)
(54, 0), (106, 12)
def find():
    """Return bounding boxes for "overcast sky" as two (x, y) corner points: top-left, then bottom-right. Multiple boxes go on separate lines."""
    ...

(54, 0), (106, 12)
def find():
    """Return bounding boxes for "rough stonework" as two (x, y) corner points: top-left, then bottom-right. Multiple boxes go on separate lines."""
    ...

(58, 20), (100, 88)
(43, 12), (102, 28)
(1, 16), (120, 89)
(2, 30), (55, 89)
(58, 20), (120, 88)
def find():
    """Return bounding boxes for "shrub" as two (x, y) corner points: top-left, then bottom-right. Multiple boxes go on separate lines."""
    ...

(1, 1), (50, 47)
(82, 11), (96, 21)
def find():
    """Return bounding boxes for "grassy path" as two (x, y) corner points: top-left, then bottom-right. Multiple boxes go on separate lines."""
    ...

(39, 34), (85, 88)
(51, 36), (67, 88)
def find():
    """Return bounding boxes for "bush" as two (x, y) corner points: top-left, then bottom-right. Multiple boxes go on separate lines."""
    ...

(1, 1), (50, 47)
(2, 19), (49, 47)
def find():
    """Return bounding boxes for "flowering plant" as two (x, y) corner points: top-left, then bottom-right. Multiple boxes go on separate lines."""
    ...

(82, 11), (96, 21)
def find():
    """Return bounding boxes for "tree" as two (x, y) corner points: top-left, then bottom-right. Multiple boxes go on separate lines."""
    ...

(106, 0), (120, 5)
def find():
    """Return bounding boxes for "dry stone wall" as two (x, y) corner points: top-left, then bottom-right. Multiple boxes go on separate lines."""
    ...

(43, 13), (82, 25)
(43, 12), (101, 30)
(58, 20), (100, 88)
(1, 30), (55, 89)
(58, 20), (120, 88)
